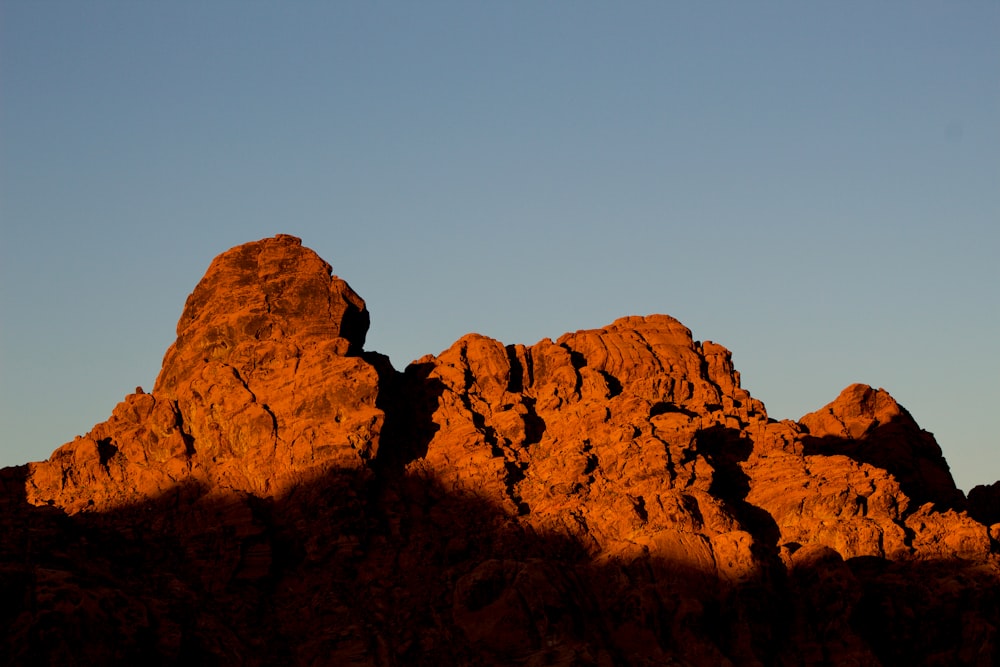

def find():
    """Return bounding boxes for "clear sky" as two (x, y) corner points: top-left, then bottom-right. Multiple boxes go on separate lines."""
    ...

(1, 2), (997, 491)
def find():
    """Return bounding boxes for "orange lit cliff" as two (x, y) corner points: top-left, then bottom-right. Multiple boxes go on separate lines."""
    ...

(3, 235), (998, 665)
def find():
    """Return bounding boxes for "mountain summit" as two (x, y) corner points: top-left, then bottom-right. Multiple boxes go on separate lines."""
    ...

(3, 235), (998, 665)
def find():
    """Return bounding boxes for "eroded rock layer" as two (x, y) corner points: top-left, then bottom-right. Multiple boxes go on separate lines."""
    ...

(2, 235), (998, 666)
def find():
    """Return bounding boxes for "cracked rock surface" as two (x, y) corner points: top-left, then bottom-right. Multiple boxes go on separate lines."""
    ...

(4, 235), (999, 666)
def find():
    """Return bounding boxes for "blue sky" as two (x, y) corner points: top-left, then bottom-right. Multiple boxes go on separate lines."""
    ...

(1, 2), (997, 491)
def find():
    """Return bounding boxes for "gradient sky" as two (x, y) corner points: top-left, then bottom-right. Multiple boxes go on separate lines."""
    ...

(1, 2), (998, 491)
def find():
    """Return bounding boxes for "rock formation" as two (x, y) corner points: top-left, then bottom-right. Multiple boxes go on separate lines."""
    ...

(2, 234), (998, 666)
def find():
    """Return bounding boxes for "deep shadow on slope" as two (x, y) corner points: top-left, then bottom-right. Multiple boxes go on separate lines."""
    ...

(364, 356), (444, 475)
(968, 481), (1000, 526)
(3, 451), (1000, 666)
(801, 414), (966, 512)
(697, 425), (781, 557)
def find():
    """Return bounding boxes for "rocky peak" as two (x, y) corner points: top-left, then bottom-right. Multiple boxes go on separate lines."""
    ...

(155, 233), (369, 397)
(26, 235), (382, 510)
(5, 236), (999, 666)
(799, 383), (964, 509)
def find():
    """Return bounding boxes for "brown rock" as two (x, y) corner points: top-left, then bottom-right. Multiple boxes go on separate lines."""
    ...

(26, 235), (384, 512)
(799, 383), (965, 509)
(3, 236), (999, 666)
(157, 233), (368, 395)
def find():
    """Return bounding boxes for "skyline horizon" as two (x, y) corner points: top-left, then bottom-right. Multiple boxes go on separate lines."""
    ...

(2, 2), (997, 492)
(3, 230), (994, 494)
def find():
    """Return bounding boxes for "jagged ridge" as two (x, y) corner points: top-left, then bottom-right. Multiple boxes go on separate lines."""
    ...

(3, 235), (998, 666)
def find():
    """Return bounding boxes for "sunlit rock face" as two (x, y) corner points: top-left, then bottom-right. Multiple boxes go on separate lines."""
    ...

(26, 235), (383, 510)
(4, 235), (998, 666)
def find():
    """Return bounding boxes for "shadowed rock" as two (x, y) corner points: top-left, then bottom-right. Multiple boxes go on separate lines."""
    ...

(3, 235), (997, 666)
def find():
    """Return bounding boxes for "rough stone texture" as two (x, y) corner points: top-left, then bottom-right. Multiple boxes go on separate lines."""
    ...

(798, 383), (966, 509)
(2, 236), (998, 666)
(26, 235), (383, 512)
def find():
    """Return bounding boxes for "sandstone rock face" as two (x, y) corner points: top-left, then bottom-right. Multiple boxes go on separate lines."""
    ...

(2, 236), (998, 666)
(798, 383), (966, 509)
(25, 235), (383, 512)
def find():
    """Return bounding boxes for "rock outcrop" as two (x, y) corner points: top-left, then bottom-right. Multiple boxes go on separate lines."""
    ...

(2, 235), (997, 666)
(25, 235), (384, 511)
